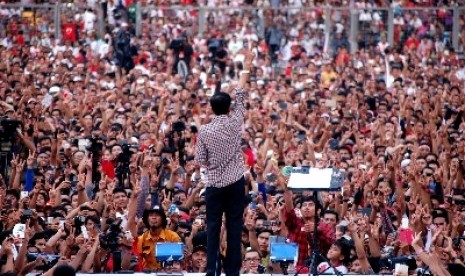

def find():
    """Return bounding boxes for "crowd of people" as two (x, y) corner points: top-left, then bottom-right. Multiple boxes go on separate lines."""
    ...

(0, 0), (465, 276)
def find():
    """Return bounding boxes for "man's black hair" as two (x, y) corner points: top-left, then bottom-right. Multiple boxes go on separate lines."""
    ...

(173, 189), (185, 196)
(113, 188), (128, 197)
(195, 201), (206, 208)
(0, 272), (17, 276)
(334, 239), (351, 265)
(39, 147), (52, 155)
(29, 231), (47, 247)
(0, 231), (12, 244)
(38, 136), (52, 143)
(5, 189), (20, 201)
(256, 213), (267, 221)
(210, 92), (231, 115)
(53, 264), (76, 276)
(432, 207), (449, 224)
(49, 211), (65, 219)
(85, 216), (100, 226)
(323, 209), (339, 222)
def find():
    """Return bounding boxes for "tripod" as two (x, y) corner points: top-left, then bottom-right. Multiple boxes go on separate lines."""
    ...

(285, 166), (345, 276)
(307, 191), (343, 276)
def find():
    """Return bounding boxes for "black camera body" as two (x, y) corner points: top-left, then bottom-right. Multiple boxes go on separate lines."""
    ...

(207, 38), (225, 55)
(0, 118), (21, 142)
(172, 120), (186, 133)
(74, 215), (86, 231)
(115, 143), (138, 187)
(87, 137), (104, 154)
(169, 38), (185, 53)
(100, 222), (122, 252)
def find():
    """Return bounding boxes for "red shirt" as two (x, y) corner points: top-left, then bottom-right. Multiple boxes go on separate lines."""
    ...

(16, 35), (25, 45)
(62, 23), (77, 43)
(405, 37), (419, 49)
(284, 209), (335, 267)
(101, 160), (116, 180)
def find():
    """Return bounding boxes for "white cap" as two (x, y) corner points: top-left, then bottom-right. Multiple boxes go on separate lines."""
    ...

(221, 83), (229, 90)
(49, 86), (60, 94)
(401, 159), (411, 168)
(129, 137), (139, 144)
(306, 79), (314, 84)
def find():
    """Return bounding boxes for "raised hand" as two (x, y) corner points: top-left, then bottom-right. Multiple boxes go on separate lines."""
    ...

(133, 179), (142, 198)
(77, 173), (86, 191)
(243, 51), (255, 71)
(27, 150), (36, 168)
(412, 231), (422, 246)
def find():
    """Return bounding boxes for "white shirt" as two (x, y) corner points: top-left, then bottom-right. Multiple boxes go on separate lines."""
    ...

(228, 40), (243, 55)
(317, 262), (348, 274)
(410, 17), (423, 29)
(456, 68), (465, 80)
(378, 41), (390, 53)
(83, 10), (96, 31)
(393, 17), (405, 25)
(99, 42), (110, 58)
(359, 11), (372, 21)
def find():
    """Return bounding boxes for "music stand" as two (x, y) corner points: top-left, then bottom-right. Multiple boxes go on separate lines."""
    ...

(285, 167), (344, 276)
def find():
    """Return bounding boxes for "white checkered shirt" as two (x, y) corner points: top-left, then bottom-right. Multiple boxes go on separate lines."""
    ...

(195, 88), (247, 188)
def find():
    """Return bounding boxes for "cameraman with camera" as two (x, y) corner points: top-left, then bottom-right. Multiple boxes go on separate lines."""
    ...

(169, 35), (194, 76)
(207, 37), (228, 75)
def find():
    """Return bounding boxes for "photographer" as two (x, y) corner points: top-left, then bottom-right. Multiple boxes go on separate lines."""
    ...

(207, 37), (228, 75)
(137, 205), (180, 270)
(169, 36), (194, 75)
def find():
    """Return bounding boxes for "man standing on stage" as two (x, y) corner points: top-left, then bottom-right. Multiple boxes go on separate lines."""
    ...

(195, 51), (255, 276)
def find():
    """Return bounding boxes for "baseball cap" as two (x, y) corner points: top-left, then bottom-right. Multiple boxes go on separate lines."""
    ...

(192, 245), (207, 254)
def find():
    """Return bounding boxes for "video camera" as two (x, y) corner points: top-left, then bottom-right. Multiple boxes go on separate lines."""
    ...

(86, 137), (104, 154)
(207, 38), (225, 56)
(0, 118), (21, 143)
(100, 221), (122, 252)
(169, 37), (186, 53)
(379, 255), (417, 272)
(0, 117), (22, 180)
(117, 143), (138, 163)
(168, 121), (187, 167)
(115, 143), (138, 188)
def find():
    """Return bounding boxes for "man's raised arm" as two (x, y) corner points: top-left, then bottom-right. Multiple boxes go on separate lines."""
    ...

(232, 52), (255, 124)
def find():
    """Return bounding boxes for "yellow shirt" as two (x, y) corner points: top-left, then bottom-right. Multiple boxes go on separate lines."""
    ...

(320, 71), (338, 88)
(137, 229), (181, 270)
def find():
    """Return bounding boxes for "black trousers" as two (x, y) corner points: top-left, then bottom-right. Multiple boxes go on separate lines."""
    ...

(205, 176), (245, 276)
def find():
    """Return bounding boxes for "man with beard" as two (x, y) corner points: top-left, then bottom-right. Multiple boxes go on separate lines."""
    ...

(283, 191), (335, 270)
(137, 205), (180, 270)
